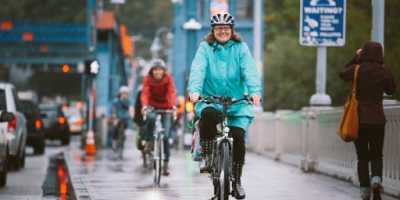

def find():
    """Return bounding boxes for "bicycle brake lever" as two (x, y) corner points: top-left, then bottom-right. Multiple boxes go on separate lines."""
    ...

(143, 109), (148, 121)
(173, 109), (177, 121)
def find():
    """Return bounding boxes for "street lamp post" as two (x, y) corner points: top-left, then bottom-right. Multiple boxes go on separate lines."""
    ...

(150, 27), (171, 60)
(182, 17), (202, 76)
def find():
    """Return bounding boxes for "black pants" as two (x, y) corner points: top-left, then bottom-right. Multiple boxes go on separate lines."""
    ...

(112, 118), (128, 140)
(199, 107), (246, 163)
(354, 123), (385, 187)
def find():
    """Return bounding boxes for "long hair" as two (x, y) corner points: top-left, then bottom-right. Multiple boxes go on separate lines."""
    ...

(203, 26), (243, 46)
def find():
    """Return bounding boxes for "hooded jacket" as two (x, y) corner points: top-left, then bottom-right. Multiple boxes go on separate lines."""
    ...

(339, 41), (396, 124)
(188, 40), (262, 131)
(141, 72), (177, 110)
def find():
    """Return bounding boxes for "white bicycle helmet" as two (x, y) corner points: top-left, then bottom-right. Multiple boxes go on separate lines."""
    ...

(150, 58), (166, 69)
(119, 86), (129, 94)
(210, 13), (235, 27)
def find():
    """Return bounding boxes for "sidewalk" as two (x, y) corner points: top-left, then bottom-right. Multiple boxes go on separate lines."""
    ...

(64, 131), (397, 200)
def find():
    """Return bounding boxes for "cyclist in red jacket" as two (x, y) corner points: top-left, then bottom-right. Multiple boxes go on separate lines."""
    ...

(141, 58), (177, 176)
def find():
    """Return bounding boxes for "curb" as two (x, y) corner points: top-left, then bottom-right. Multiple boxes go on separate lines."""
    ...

(63, 150), (91, 200)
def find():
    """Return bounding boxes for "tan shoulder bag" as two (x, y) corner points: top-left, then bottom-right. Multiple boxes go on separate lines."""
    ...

(337, 65), (360, 142)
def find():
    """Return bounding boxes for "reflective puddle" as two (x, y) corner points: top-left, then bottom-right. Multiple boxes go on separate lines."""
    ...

(42, 153), (73, 200)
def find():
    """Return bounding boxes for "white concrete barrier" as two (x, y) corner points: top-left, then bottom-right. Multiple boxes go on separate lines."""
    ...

(248, 103), (400, 197)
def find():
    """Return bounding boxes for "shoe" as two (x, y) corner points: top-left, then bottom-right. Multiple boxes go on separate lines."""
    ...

(199, 139), (213, 173)
(232, 162), (246, 199)
(143, 152), (147, 167)
(372, 183), (381, 200)
(163, 161), (170, 176)
(144, 141), (153, 152)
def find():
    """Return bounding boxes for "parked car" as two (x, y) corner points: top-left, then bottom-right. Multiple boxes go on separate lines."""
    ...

(0, 82), (27, 171)
(20, 100), (45, 154)
(39, 104), (70, 145)
(63, 106), (83, 134)
(0, 111), (13, 187)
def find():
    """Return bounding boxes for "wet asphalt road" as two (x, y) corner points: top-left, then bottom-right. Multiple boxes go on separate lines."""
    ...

(65, 132), (398, 200)
(0, 132), (398, 200)
(0, 136), (80, 200)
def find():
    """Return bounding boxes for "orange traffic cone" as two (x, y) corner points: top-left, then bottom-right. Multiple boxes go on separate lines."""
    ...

(85, 129), (96, 155)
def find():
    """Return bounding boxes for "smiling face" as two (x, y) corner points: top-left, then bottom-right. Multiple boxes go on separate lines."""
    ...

(213, 25), (232, 44)
(152, 68), (164, 81)
(120, 92), (128, 100)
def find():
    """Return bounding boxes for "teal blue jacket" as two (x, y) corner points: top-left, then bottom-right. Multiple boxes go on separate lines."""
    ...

(187, 40), (261, 131)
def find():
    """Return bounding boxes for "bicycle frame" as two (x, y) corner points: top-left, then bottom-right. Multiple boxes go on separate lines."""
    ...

(211, 117), (234, 176)
(153, 114), (164, 164)
(195, 94), (256, 199)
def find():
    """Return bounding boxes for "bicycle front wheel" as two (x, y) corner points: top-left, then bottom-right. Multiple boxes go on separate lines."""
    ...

(219, 142), (230, 200)
(158, 135), (164, 184)
(153, 136), (162, 184)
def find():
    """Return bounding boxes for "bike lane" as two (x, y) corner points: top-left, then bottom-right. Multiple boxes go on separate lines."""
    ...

(64, 132), (397, 200)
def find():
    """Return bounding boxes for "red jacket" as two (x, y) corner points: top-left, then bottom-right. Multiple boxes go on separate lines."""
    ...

(141, 72), (177, 110)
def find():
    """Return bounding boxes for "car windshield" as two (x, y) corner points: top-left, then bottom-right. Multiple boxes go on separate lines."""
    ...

(0, 90), (6, 110)
(63, 108), (78, 118)
(41, 109), (59, 118)
(21, 102), (36, 119)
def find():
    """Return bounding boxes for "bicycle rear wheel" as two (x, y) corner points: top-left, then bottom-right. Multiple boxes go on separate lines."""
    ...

(219, 142), (230, 200)
(114, 128), (124, 158)
(118, 129), (125, 158)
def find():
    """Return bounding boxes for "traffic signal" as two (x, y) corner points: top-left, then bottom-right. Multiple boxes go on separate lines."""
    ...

(85, 60), (99, 75)
(62, 65), (70, 73)
(76, 102), (83, 109)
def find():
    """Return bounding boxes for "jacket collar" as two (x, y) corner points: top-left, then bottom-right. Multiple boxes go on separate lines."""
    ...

(150, 73), (166, 83)
(212, 40), (234, 50)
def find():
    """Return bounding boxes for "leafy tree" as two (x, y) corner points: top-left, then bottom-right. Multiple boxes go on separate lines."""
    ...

(263, 35), (316, 110)
(0, 0), (86, 22)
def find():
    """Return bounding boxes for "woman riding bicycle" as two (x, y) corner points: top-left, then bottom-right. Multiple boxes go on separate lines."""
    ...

(141, 58), (177, 176)
(188, 13), (261, 199)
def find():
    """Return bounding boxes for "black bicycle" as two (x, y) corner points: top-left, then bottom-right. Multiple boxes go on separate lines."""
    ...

(196, 94), (255, 200)
(114, 118), (128, 159)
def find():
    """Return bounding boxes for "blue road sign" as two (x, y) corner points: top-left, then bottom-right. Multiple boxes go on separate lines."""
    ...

(300, 0), (346, 46)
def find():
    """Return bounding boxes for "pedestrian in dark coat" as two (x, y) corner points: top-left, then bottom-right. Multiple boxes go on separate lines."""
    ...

(339, 41), (396, 200)
(134, 90), (146, 150)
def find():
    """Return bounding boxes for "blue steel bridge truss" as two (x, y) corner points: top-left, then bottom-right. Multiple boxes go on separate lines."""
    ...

(0, 20), (87, 63)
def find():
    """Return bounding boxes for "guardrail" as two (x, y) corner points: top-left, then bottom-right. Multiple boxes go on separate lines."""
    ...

(248, 103), (400, 198)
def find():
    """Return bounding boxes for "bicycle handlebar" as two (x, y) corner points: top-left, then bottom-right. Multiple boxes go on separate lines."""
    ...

(143, 108), (177, 121)
(196, 95), (261, 105)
